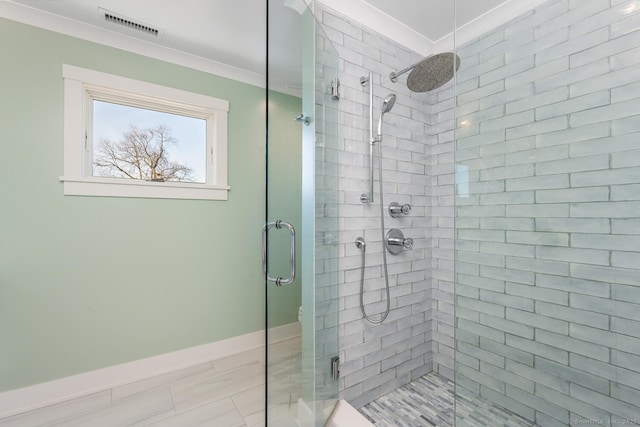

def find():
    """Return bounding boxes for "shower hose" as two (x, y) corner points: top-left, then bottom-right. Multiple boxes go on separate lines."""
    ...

(358, 136), (391, 324)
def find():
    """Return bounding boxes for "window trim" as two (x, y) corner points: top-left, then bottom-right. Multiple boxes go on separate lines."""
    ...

(61, 64), (230, 200)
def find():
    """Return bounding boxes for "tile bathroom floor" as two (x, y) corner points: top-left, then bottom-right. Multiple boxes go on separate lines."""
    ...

(1, 340), (533, 427)
(0, 337), (302, 427)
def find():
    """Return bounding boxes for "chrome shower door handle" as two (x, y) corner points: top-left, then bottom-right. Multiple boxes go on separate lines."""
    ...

(262, 220), (296, 286)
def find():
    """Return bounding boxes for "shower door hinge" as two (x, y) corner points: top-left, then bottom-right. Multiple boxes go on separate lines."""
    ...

(331, 356), (340, 380)
(330, 78), (340, 100)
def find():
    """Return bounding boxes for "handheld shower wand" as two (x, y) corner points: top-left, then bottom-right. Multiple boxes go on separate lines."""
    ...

(358, 92), (396, 324)
(376, 94), (396, 141)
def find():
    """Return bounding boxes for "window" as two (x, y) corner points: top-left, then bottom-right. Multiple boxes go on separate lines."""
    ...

(61, 65), (229, 200)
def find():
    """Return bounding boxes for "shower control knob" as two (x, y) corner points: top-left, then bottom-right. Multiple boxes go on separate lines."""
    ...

(389, 202), (411, 217)
(403, 238), (413, 250)
(385, 229), (413, 255)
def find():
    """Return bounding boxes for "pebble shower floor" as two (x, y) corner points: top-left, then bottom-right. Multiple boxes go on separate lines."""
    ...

(359, 372), (535, 427)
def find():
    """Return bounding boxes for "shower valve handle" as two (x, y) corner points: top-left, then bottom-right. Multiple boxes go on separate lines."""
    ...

(403, 238), (413, 250)
(389, 202), (411, 217)
(385, 229), (413, 255)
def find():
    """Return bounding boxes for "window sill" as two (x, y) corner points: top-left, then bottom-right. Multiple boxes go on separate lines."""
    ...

(60, 176), (230, 201)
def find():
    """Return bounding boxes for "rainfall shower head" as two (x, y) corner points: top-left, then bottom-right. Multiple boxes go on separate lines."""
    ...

(390, 52), (461, 92)
(377, 93), (397, 138)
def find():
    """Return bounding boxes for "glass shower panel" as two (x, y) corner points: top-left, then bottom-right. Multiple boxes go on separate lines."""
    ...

(266, 1), (339, 425)
(454, 0), (640, 425)
(306, 6), (341, 425)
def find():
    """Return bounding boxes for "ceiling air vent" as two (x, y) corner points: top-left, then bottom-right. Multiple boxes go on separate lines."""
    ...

(99, 8), (161, 37)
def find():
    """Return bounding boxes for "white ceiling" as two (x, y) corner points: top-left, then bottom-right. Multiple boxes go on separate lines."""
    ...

(4, 0), (544, 91)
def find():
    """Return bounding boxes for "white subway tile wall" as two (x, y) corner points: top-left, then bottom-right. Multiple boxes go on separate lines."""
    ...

(453, 0), (640, 424)
(314, 4), (454, 408)
(315, 0), (640, 422)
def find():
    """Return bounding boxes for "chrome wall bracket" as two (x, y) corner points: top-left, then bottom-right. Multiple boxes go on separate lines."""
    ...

(331, 77), (340, 100)
(294, 114), (310, 126)
(331, 356), (340, 380)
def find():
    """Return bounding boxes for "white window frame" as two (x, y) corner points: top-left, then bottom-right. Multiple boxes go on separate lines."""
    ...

(61, 64), (230, 200)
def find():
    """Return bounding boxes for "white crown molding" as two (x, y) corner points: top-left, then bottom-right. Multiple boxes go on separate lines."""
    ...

(0, 322), (301, 419)
(319, 0), (553, 57)
(317, 0), (435, 57)
(2, 0), (553, 89)
(433, 0), (552, 52)
(0, 1), (266, 88)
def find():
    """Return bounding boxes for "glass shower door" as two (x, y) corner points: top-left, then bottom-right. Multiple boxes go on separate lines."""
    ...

(265, 1), (340, 425)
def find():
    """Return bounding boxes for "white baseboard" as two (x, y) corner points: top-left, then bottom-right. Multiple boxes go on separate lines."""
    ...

(268, 321), (301, 343)
(0, 323), (301, 419)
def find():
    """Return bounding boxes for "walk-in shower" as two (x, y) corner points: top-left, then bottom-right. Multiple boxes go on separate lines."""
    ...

(315, 0), (640, 425)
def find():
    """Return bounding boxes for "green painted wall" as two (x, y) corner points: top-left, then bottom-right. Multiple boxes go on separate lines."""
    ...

(266, 91), (304, 329)
(0, 18), (302, 392)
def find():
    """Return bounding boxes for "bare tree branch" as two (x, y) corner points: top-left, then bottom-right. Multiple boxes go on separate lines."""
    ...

(93, 125), (194, 182)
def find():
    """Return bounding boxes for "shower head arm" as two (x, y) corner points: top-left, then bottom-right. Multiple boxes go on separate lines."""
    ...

(389, 54), (434, 82)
